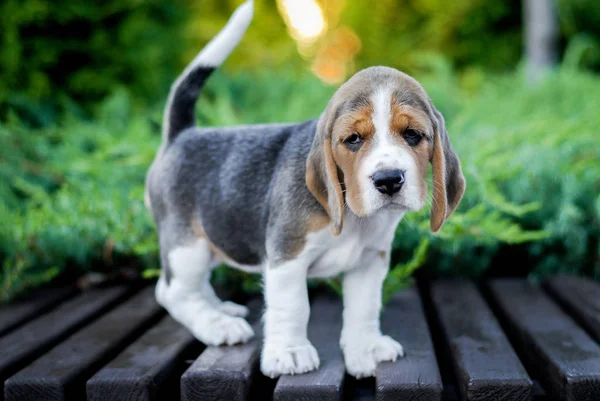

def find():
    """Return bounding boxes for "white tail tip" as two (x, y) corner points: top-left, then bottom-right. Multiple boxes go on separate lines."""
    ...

(195, 0), (254, 67)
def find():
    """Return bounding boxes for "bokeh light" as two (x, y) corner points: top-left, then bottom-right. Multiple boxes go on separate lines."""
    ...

(277, 0), (362, 84)
(277, 0), (326, 45)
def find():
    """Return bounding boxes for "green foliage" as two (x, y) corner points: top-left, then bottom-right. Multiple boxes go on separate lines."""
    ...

(0, 0), (190, 120)
(2, 0), (598, 124)
(0, 0), (533, 123)
(0, 90), (160, 301)
(341, 0), (522, 73)
(193, 0), (524, 74)
(196, 70), (337, 125)
(1, 65), (599, 301)
(408, 64), (600, 278)
(557, 0), (600, 71)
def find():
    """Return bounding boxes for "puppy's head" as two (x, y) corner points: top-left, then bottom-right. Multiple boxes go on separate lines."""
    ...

(306, 66), (465, 235)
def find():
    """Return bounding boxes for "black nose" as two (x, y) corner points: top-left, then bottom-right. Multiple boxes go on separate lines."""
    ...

(371, 169), (405, 196)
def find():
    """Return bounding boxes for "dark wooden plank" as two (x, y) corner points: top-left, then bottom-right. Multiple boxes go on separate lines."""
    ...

(4, 286), (163, 401)
(375, 286), (443, 401)
(544, 276), (600, 344)
(274, 294), (344, 401)
(487, 279), (600, 401)
(181, 299), (264, 401)
(86, 315), (202, 401)
(0, 286), (132, 399)
(0, 286), (78, 337)
(432, 280), (532, 401)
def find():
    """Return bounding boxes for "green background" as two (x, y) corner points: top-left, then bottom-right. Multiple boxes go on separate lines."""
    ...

(1, 0), (599, 301)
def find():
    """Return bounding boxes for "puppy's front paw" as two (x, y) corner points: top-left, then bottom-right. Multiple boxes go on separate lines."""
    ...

(192, 313), (254, 346)
(261, 339), (320, 378)
(217, 301), (249, 317)
(341, 334), (404, 378)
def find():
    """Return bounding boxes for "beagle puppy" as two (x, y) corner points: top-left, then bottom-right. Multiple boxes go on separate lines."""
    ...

(145, 0), (465, 378)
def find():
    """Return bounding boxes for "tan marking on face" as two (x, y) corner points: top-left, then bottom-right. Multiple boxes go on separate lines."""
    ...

(390, 100), (433, 205)
(378, 250), (386, 260)
(330, 105), (375, 216)
(330, 94), (432, 216)
(308, 66), (454, 224)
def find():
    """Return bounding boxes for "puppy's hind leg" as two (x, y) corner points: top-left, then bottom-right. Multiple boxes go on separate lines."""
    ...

(156, 237), (254, 346)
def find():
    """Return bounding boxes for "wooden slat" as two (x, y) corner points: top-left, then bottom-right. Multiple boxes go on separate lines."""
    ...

(0, 286), (132, 399)
(0, 286), (78, 337)
(487, 279), (600, 401)
(273, 294), (344, 401)
(181, 299), (264, 401)
(4, 286), (163, 401)
(544, 276), (600, 343)
(375, 286), (443, 401)
(432, 280), (532, 401)
(86, 315), (202, 401)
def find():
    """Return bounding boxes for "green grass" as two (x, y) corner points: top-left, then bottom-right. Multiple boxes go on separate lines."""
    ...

(1, 65), (599, 302)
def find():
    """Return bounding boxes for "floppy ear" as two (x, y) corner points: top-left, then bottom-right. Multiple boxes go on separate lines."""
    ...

(430, 106), (466, 233)
(306, 105), (345, 236)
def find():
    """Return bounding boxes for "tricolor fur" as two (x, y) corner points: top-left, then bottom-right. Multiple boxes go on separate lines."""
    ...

(145, 0), (465, 378)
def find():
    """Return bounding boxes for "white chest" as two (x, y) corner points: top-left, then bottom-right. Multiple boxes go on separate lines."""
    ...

(306, 211), (403, 278)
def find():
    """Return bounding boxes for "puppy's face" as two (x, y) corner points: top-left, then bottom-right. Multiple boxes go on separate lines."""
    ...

(307, 66), (465, 235)
(330, 87), (431, 216)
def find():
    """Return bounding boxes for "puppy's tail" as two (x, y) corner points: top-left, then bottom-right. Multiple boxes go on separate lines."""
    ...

(162, 0), (253, 143)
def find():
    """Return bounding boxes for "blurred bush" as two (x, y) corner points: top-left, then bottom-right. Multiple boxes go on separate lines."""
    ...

(339, 0), (522, 72)
(2, 0), (597, 120)
(557, 0), (600, 71)
(0, 0), (190, 122)
(0, 90), (160, 299)
(199, 0), (524, 82)
(403, 63), (600, 280)
(2, 64), (599, 301)
(2, 0), (600, 301)
(0, 0), (539, 121)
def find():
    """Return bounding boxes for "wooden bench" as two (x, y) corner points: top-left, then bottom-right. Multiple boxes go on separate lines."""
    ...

(1, 276), (599, 401)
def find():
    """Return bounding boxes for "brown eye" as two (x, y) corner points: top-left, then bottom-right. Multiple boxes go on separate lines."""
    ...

(345, 133), (362, 144)
(403, 129), (422, 146)
(344, 133), (363, 151)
